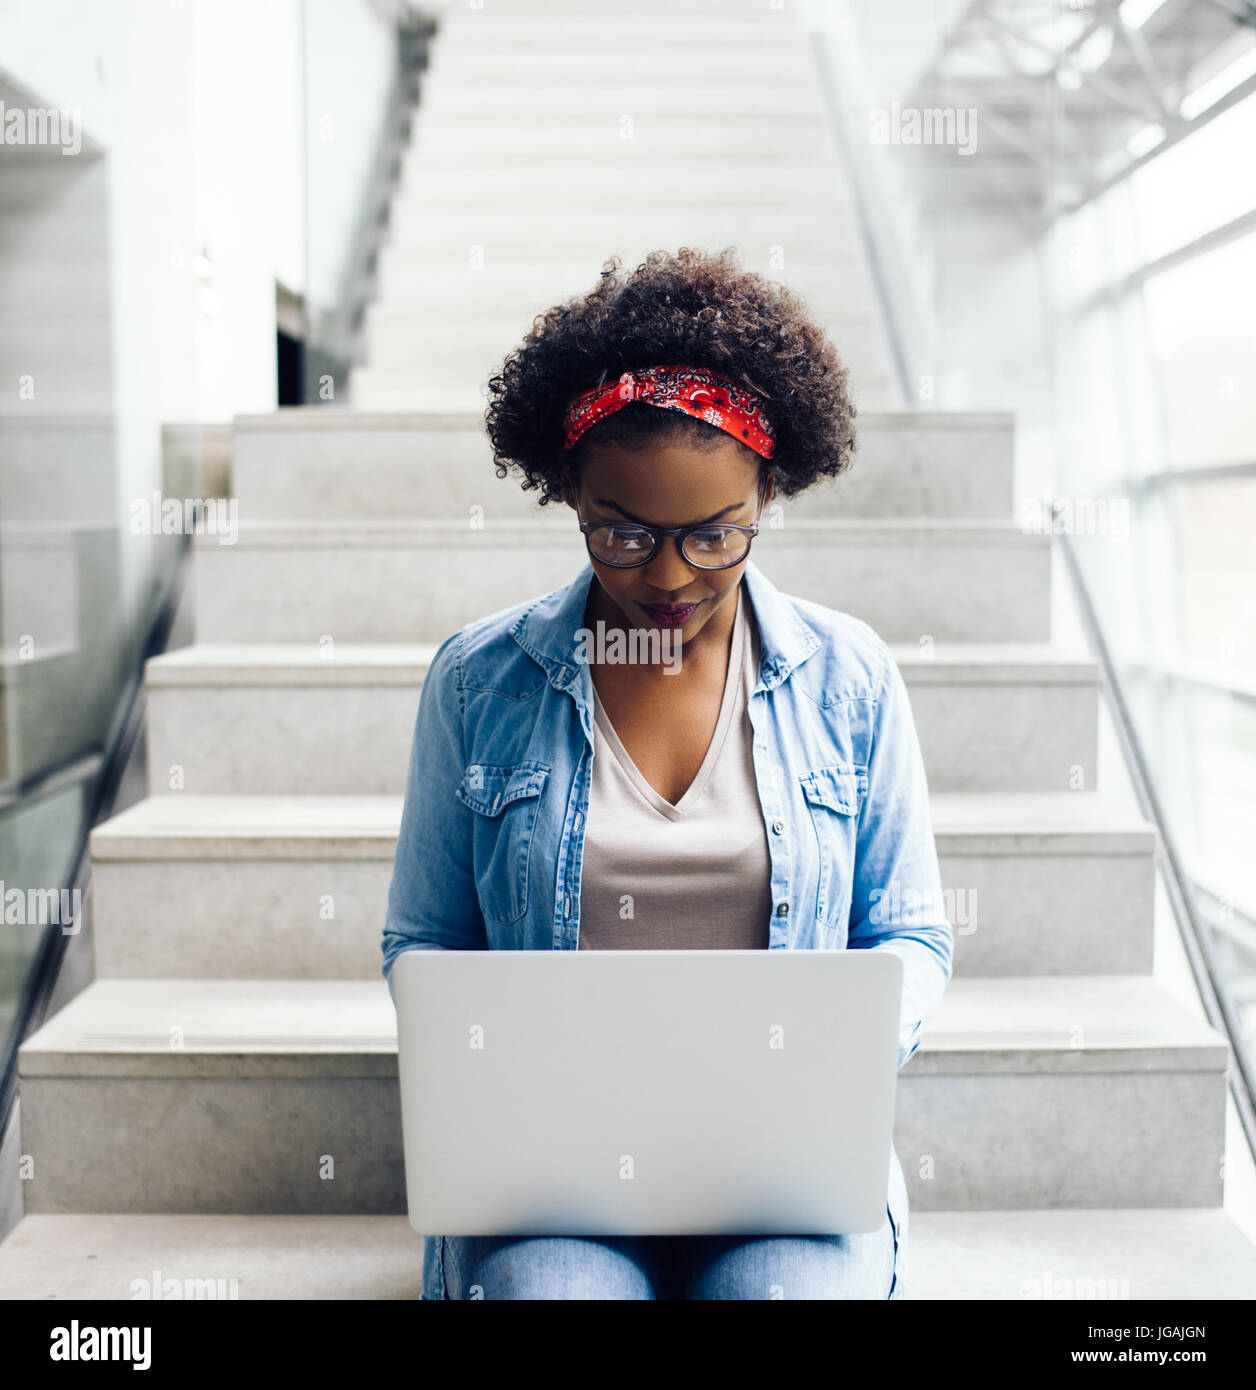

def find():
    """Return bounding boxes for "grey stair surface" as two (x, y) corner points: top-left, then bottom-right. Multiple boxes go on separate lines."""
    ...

(91, 794), (403, 980)
(350, 0), (899, 413)
(0, 1215), (423, 1300)
(232, 409), (1015, 522)
(908, 1209), (1256, 1299)
(6, 0), (1254, 1301)
(2, 1209), (1255, 1300)
(143, 641), (1096, 796)
(192, 519), (1051, 645)
(15, 976), (1228, 1215)
(374, 249), (881, 313)
(88, 791), (1152, 979)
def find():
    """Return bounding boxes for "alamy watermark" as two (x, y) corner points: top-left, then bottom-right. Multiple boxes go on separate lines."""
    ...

(869, 102), (978, 156)
(129, 492), (238, 545)
(1, 883), (81, 934)
(870, 883), (977, 934)
(50, 1323), (150, 1370)
(574, 621), (681, 675)
(1021, 495), (1130, 543)
(2, 102), (81, 156)
(1021, 1269), (1131, 1300)
(129, 1269), (240, 1300)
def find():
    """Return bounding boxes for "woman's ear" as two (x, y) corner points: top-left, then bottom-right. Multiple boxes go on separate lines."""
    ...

(560, 464), (577, 510)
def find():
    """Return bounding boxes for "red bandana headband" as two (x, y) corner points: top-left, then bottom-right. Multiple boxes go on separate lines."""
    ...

(561, 364), (776, 460)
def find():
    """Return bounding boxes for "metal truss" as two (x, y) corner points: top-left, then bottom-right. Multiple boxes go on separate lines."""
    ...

(909, 0), (1256, 222)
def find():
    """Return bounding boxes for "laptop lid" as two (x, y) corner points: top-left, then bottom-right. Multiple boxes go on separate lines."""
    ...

(394, 948), (902, 1237)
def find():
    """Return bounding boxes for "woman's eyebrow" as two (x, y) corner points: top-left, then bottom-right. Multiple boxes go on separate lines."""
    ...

(593, 499), (746, 525)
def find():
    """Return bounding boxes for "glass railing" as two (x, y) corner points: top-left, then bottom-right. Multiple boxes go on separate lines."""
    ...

(809, 0), (1256, 1123)
(299, 0), (435, 407)
(1047, 90), (1256, 1082)
(0, 0), (423, 1146)
(0, 101), (133, 1096)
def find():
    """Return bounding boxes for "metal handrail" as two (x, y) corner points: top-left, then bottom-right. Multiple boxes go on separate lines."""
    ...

(0, 531), (193, 1140)
(809, 28), (917, 408)
(0, 751), (104, 821)
(1056, 514), (1256, 1160)
(1122, 659), (1256, 706)
(1128, 459), (1256, 490)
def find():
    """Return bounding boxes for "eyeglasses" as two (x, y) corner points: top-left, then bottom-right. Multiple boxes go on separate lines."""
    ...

(573, 476), (769, 571)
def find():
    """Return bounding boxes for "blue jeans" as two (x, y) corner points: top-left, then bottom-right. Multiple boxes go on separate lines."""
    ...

(425, 1148), (910, 1300)
(436, 1223), (901, 1300)
(431, 1181), (905, 1300)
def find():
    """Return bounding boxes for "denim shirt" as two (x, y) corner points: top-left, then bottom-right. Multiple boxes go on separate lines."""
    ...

(382, 558), (953, 1299)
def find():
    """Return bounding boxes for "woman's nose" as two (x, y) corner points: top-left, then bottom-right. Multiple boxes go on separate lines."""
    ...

(641, 535), (696, 591)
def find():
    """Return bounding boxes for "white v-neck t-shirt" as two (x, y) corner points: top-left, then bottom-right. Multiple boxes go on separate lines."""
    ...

(577, 587), (772, 950)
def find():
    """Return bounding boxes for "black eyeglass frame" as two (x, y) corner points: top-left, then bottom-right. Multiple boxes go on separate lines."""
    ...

(571, 470), (773, 571)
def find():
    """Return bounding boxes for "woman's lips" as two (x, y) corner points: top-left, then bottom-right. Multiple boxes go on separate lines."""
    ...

(638, 601), (701, 627)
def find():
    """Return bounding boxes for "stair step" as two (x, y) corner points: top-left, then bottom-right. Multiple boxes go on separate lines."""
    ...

(904, 642), (1099, 794)
(365, 283), (872, 331)
(423, 12), (809, 52)
(415, 79), (827, 119)
(439, 0), (800, 21)
(368, 210), (882, 264)
(351, 367), (903, 416)
(394, 162), (851, 210)
(408, 114), (840, 161)
(144, 641), (1096, 797)
(366, 258), (872, 309)
(231, 408), (1014, 523)
(931, 791), (1154, 974)
(0, 1214), (421, 1299)
(89, 791), (1151, 979)
(901, 974), (1226, 1210)
(427, 43), (813, 77)
(191, 520), (1051, 646)
(144, 643), (428, 796)
(2, 1208), (1253, 1299)
(15, 976), (1225, 1214)
(366, 278), (875, 320)
(910, 1209), (1256, 1298)
(91, 794), (403, 980)
(431, 19), (807, 49)
(373, 251), (867, 305)
(358, 325), (888, 378)
(360, 321), (890, 390)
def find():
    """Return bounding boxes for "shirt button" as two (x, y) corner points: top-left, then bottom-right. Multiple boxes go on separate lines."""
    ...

(776, 902), (789, 917)
(772, 820), (785, 834)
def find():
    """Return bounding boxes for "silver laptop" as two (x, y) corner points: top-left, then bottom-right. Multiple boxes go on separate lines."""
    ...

(393, 948), (902, 1237)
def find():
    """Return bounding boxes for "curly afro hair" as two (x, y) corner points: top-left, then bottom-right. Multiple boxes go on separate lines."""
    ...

(484, 247), (856, 506)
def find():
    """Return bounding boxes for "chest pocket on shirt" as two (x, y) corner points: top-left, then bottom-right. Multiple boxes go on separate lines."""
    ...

(456, 761), (550, 928)
(800, 762), (867, 927)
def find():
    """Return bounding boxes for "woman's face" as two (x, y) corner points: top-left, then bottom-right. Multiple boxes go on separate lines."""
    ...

(561, 434), (772, 647)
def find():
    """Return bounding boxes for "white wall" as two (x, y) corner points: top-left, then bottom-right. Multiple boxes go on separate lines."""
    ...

(0, 0), (394, 673)
(1, 0), (393, 424)
(2, 0), (202, 635)
(189, 0), (304, 420)
(304, 0), (397, 328)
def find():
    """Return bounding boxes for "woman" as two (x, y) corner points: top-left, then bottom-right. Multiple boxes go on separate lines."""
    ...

(383, 248), (953, 1300)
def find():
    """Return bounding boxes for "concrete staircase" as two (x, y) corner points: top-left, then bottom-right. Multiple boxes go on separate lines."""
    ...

(4, 0), (1256, 1299)
(350, 0), (899, 412)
